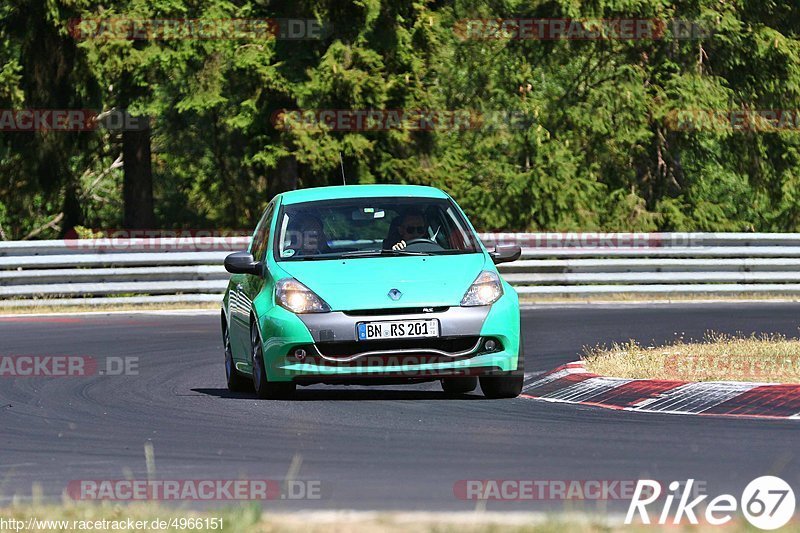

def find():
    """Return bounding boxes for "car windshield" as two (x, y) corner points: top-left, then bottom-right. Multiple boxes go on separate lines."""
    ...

(275, 196), (481, 261)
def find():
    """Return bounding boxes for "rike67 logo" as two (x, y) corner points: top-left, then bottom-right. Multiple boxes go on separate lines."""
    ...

(626, 476), (796, 530)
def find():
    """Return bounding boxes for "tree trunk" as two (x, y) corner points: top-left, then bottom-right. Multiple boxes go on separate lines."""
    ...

(269, 155), (298, 197)
(122, 117), (155, 229)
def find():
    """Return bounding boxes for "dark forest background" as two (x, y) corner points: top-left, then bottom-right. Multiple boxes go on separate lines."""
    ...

(2, 0), (800, 239)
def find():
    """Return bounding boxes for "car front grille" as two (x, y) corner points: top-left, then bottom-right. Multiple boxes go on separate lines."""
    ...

(291, 336), (483, 366)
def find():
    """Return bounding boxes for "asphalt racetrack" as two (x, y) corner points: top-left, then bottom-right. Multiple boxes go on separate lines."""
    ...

(1, 303), (799, 512)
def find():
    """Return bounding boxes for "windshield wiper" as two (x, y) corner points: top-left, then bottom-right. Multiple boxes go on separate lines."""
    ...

(339, 249), (433, 258)
(281, 251), (353, 261)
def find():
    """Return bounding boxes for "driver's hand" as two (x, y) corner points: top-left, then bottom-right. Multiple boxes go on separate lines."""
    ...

(392, 240), (407, 250)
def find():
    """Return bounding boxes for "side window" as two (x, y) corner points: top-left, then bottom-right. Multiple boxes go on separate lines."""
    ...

(250, 201), (276, 262)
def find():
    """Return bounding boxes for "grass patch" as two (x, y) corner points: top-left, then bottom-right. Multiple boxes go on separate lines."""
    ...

(583, 333), (800, 383)
(0, 504), (782, 532)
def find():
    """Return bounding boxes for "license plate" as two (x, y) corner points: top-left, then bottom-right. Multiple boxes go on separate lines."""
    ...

(357, 319), (440, 340)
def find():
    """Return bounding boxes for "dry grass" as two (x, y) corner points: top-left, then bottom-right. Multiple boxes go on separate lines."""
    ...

(583, 332), (800, 383)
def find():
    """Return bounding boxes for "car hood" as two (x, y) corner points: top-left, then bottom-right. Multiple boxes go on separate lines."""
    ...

(275, 253), (487, 310)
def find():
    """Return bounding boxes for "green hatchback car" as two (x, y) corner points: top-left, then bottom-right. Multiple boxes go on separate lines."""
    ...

(222, 184), (523, 399)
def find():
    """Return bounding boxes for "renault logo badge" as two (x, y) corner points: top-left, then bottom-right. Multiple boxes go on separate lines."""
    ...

(388, 288), (402, 301)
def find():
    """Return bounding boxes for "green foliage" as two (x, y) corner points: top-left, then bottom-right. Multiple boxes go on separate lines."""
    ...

(2, 0), (800, 237)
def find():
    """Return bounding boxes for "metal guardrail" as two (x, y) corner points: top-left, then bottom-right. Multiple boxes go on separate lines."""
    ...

(4, 233), (800, 305)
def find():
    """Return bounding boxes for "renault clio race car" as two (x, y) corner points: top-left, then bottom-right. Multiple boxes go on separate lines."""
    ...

(221, 184), (523, 399)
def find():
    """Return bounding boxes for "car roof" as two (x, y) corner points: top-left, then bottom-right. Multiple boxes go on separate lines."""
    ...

(278, 184), (449, 205)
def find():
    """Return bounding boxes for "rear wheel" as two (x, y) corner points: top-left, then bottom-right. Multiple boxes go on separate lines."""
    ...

(251, 322), (295, 400)
(441, 377), (478, 394)
(224, 324), (251, 392)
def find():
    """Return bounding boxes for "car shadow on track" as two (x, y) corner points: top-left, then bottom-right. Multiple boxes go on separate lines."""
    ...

(191, 388), (486, 401)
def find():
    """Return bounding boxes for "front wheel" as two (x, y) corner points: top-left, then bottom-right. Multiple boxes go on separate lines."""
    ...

(251, 322), (295, 400)
(480, 374), (523, 399)
(224, 325), (251, 392)
(480, 331), (525, 399)
(441, 376), (478, 394)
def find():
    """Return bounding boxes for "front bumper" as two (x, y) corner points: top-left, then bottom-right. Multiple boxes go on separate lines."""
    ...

(255, 293), (521, 383)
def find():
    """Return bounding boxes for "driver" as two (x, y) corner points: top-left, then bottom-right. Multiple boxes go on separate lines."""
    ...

(386, 209), (428, 250)
(286, 213), (329, 256)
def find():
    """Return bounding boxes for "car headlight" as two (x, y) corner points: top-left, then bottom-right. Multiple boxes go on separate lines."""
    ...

(461, 270), (503, 306)
(276, 278), (331, 313)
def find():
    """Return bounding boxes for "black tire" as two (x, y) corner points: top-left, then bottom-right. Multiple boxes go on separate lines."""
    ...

(224, 324), (251, 392)
(441, 377), (478, 394)
(480, 330), (525, 399)
(480, 373), (523, 399)
(251, 322), (295, 400)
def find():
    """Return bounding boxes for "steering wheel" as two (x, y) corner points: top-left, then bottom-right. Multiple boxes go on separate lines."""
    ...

(405, 238), (436, 246)
(402, 238), (444, 252)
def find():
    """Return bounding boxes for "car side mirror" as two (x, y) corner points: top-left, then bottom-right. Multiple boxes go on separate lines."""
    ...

(224, 251), (262, 276)
(490, 244), (521, 265)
